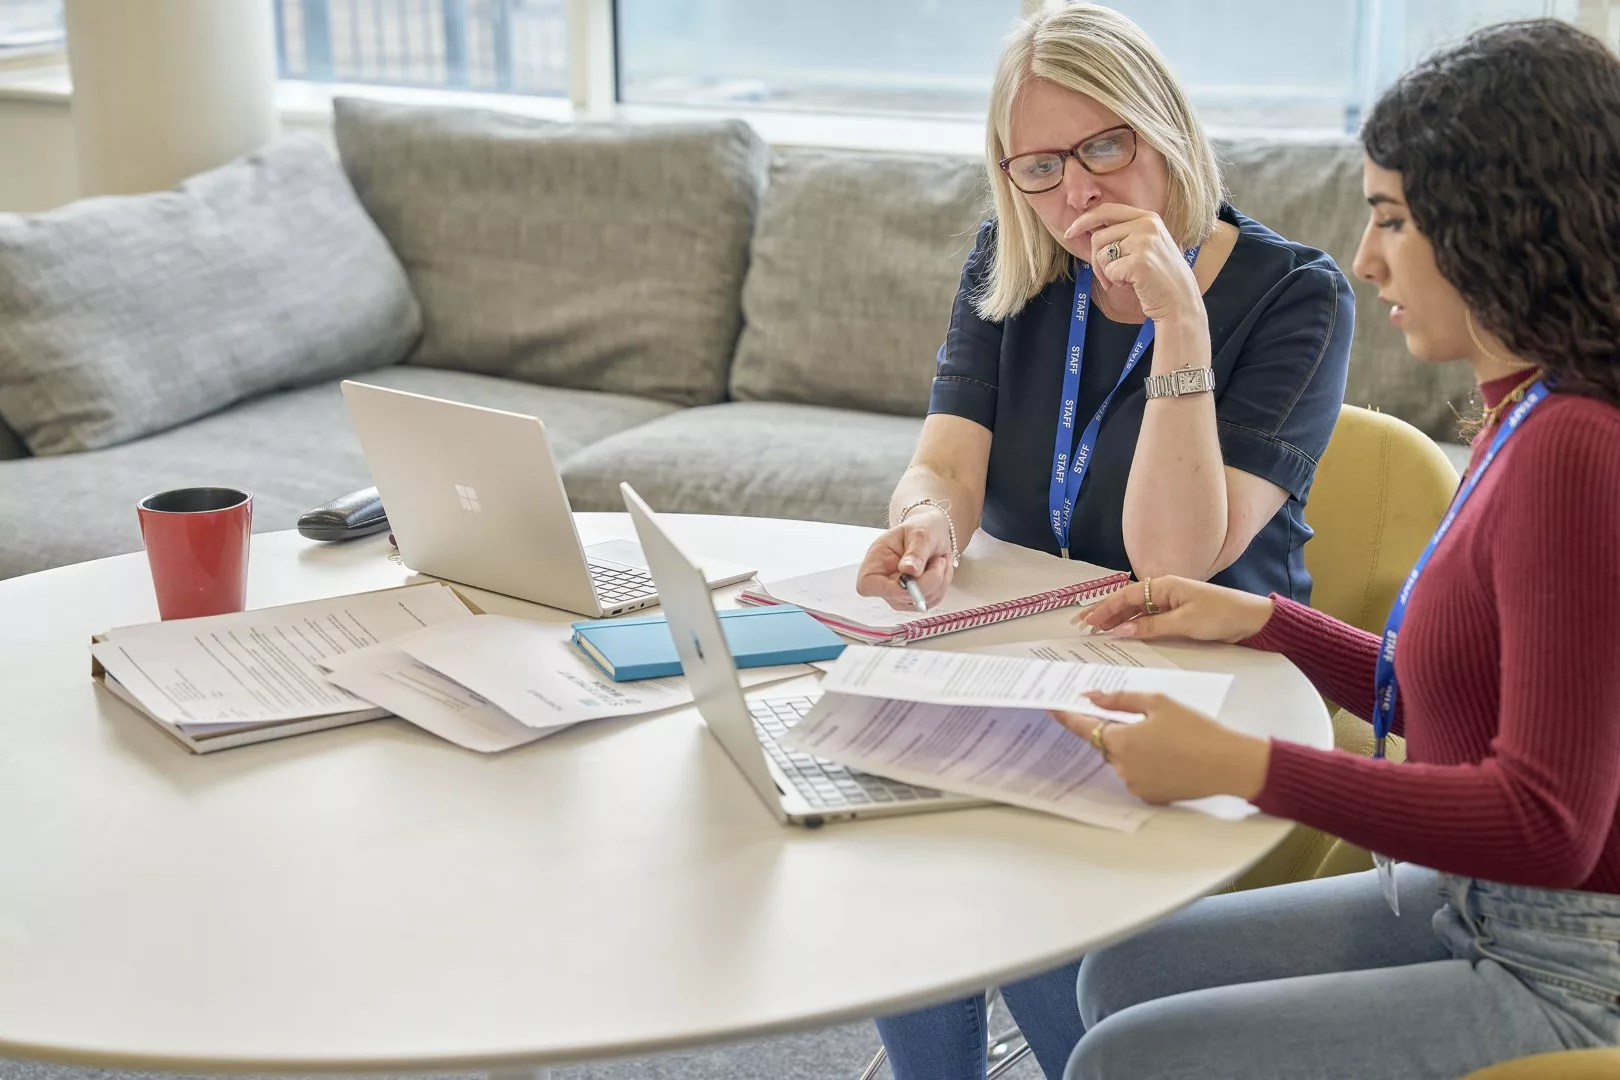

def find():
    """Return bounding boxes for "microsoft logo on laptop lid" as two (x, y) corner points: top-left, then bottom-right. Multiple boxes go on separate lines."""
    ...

(455, 484), (480, 512)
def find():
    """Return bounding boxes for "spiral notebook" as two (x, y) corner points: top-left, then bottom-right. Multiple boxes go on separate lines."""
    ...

(736, 532), (1129, 645)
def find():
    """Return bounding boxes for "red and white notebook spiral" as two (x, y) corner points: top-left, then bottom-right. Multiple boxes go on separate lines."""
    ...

(736, 532), (1128, 645)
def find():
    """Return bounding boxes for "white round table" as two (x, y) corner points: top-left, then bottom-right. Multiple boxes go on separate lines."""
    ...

(0, 515), (1330, 1075)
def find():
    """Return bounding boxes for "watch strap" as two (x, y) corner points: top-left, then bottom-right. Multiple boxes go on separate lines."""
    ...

(1145, 366), (1216, 399)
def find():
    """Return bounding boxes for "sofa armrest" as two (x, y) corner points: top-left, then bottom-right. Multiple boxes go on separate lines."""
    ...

(1463, 1049), (1620, 1079)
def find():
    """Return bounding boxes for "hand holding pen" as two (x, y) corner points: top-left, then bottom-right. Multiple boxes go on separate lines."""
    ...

(854, 505), (956, 612)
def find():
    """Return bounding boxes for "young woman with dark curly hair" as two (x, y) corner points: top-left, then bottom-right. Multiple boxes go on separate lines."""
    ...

(1038, 18), (1620, 1079)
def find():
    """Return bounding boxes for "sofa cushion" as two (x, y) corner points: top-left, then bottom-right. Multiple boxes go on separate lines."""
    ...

(333, 97), (766, 407)
(560, 401), (921, 527)
(728, 148), (988, 417)
(1217, 136), (1477, 441)
(0, 367), (679, 579)
(0, 136), (421, 456)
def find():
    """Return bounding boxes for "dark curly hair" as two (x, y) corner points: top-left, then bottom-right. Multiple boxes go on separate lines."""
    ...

(1361, 19), (1620, 407)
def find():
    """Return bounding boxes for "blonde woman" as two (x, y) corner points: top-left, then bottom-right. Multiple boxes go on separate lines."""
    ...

(866, 4), (1352, 1078)
(857, 1), (1351, 619)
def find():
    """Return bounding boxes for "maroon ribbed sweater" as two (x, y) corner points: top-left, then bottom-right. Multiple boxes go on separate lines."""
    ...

(1246, 372), (1620, 894)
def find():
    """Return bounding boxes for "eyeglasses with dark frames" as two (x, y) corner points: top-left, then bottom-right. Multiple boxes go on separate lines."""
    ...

(998, 125), (1138, 194)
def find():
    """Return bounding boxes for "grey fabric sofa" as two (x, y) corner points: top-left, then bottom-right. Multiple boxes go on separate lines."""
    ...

(0, 99), (1476, 581)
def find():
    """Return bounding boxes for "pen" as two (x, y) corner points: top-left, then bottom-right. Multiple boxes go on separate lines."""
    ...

(898, 574), (929, 612)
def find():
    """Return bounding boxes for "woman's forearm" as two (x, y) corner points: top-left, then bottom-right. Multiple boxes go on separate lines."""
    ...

(1121, 316), (1228, 579)
(889, 463), (982, 539)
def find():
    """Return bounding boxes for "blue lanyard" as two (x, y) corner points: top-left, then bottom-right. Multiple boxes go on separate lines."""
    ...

(1048, 247), (1199, 557)
(1372, 378), (1550, 756)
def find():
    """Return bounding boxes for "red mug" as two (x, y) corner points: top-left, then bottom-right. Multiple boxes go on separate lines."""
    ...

(137, 487), (253, 620)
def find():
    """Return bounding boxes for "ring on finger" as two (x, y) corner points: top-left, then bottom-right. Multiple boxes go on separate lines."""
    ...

(1088, 719), (1115, 764)
(1143, 576), (1161, 616)
(1104, 241), (1124, 262)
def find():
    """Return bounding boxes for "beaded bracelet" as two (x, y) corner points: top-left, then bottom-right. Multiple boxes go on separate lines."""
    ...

(896, 497), (961, 569)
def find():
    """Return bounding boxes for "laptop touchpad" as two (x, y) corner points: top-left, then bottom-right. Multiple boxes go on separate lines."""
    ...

(584, 539), (649, 569)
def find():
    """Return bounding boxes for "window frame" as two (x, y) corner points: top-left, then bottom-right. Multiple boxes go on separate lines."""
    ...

(20, 1), (1613, 134)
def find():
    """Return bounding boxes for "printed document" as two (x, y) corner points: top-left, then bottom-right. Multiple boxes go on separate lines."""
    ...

(321, 644), (570, 753)
(379, 615), (814, 731)
(974, 636), (1176, 669)
(820, 645), (1232, 718)
(90, 583), (475, 730)
(807, 634), (1174, 674)
(388, 616), (696, 727)
(782, 694), (1154, 831)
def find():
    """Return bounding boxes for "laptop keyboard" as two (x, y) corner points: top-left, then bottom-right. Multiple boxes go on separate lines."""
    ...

(748, 695), (948, 809)
(589, 561), (657, 606)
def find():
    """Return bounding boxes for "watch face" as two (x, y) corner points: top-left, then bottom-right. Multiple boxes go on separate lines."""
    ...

(1175, 368), (1207, 394)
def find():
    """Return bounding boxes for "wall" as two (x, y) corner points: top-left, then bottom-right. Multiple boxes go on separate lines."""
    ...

(0, 94), (77, 211)
(0, 83), (344, 214)
(63, 0), (278, 197)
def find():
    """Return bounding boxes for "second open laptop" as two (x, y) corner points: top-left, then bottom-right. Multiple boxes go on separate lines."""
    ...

(341, 382), (755, 617)
(621, 481), (983, 827)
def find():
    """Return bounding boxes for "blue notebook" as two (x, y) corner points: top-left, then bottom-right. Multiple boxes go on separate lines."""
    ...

(571, 605), (846, 682)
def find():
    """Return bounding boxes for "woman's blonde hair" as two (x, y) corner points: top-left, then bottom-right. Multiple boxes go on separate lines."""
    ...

(977, 2), (1224, 322)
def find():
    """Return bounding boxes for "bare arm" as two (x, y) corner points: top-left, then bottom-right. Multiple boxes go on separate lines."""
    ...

(1074, 204), (1310, 583)
(889, 414), (991, 535)
(1122, 314), (1289, 579)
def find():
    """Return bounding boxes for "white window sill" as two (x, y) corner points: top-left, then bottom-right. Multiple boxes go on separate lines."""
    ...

(274, 78), (577, 126)
(0, 60), (69, 102)
(277, 79), (990, 156)
(0, 68), (989, 156)
(0, 68), (1348, 154)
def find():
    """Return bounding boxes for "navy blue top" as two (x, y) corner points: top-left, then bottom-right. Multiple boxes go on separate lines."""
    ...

(929, 205), (1352, 603)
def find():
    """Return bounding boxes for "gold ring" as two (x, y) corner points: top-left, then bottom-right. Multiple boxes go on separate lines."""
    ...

(1104, 241), (1123, 262)
(1143, 577), (1161, 616)
(1088, 719), (1114, 764)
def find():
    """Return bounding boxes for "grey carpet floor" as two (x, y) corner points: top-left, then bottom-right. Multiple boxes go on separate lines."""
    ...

(1, 1020), (1044, 1080)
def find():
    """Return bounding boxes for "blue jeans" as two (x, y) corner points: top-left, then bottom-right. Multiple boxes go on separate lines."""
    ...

(1067, 865), (1620, 1079)
(874, 961), (1085, 1080)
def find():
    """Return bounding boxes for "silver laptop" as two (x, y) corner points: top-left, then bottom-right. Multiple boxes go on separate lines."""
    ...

(342, 382), (755, 617)
(621, 482), (983, 827)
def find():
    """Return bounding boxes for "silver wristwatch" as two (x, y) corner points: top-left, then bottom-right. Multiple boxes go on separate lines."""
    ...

(1144, 366), (1216, 399)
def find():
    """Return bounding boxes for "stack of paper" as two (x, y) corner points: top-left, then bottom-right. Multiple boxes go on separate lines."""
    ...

(94, 586), (818, 755)
(781, 643), (1235, 832)
(90, 583), (480, 753)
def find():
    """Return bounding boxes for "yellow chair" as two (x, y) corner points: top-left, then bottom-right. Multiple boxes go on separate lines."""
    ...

(1463, 1049), (1620, 1079)
(1230, 404), (1460, 890)
(1295, 405), (1464, 639)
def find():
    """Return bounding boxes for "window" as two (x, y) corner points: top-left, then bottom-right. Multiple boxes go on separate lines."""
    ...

(1103, 1), (1364, 130)
(1110, 0), (1574, 131)
(259, 0), (1608, 132)
(616, 0), (1023, 117)
(273, 0), (566, 95)
(0, 0), (64, 61)
(614, 0), (1581, 130)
